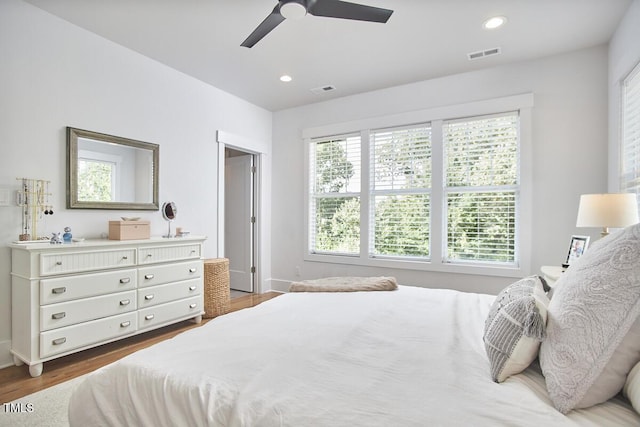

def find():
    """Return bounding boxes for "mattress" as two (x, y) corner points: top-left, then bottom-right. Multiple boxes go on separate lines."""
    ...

(68, 286), (640, 426)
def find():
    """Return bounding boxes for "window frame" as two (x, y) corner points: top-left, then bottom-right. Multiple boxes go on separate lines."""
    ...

(303, 94), (534, 278)
(620, 60), (640, 207)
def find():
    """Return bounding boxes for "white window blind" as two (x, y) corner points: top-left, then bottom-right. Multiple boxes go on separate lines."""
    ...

(444, 113), (519, 264)
(370, 125), (432, 258)
(303, 94), (531, 275)
(309, 134), (361, 255)
(621, 61), (640, 206)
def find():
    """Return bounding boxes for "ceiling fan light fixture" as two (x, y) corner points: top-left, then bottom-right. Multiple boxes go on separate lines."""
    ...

(483, 16), (507, 30)
(280, 1), (307, 19)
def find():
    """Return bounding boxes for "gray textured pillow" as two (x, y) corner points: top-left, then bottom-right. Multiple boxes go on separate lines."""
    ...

(539, 223), (640, 413)
(484, 276), (550, 383)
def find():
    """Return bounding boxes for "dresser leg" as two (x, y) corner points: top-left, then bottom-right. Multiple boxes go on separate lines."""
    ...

(13, 355), (24, 366)
(192, 315), (202, 324)
(29, 363), (43, 377)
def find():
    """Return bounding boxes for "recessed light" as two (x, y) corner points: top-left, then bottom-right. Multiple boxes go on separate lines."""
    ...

(483, 16), (506, 30)
(280, 75), (293, 82)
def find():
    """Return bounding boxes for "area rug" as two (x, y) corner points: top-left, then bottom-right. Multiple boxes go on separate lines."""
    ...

(1, 374), (87, 427)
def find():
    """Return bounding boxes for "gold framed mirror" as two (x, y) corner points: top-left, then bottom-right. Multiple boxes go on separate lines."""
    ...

(67, 127), (159, 210)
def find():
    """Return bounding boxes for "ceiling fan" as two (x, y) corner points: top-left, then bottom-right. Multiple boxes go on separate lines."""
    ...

(241, 0), (393, 48)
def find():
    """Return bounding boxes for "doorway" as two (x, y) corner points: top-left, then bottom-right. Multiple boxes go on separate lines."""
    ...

(224, 148), (256, 294)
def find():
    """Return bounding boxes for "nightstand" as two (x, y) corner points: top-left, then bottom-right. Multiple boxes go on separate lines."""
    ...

(540, 265), (563, 287)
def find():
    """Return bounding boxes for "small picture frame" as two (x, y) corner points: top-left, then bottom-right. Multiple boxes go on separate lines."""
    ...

(563, 235), (590, 268)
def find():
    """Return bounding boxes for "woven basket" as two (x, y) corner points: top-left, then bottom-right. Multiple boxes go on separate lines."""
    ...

(203, 258), (230, 318)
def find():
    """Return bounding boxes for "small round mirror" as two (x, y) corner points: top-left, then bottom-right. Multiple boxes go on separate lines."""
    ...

(162, 201), (177, 237)
(162, 201), (177, 221)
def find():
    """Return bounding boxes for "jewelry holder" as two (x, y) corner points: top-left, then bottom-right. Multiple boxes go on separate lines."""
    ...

(16, 178), (52, 241)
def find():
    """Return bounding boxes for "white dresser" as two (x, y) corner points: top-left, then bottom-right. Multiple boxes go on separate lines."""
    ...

(10, 236), (206, 377)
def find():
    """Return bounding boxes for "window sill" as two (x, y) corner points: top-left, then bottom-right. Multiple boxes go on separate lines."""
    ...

(304, 252), (526, 278)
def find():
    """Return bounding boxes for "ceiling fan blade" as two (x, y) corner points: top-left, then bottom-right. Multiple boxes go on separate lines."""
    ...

(241, 5), (286, 48)
(308, 0), (393, 23)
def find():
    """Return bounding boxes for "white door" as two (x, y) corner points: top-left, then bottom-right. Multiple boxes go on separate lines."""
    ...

(225, 154), (254, 292)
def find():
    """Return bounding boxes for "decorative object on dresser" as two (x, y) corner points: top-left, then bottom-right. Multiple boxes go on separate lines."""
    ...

(108, 220), (151, 240)
(161, 201), (177, 238)
(203, 258), (231, 318)
(15, 177), (53, 242)
(576, 193), (639, 238)
(10, 236), (206, 377)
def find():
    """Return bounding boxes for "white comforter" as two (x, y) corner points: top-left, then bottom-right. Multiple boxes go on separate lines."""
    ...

(69, 286), (640, 426)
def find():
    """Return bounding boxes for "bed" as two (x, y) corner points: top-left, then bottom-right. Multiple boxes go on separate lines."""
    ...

(68, 285), (640, 426)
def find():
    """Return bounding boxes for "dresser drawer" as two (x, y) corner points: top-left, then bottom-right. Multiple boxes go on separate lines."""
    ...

(40, 290), (137, 332)
(138, 260), (202, 288)
(40, 269), (137, 305)
(40, 312), (137, 358)
(40, 249), (136, 276)
(138, 279), (202, 309)
(138, 296), (202, 330)
(138, 244), (201, 265)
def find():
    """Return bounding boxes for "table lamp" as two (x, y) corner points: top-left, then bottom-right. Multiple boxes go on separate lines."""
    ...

(576, 193), (639, 237)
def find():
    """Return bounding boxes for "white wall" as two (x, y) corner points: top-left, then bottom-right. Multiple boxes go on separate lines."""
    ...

(609, 0), (640, 190)
(0, 0), (272, 367)
(271, 46), (609, 295)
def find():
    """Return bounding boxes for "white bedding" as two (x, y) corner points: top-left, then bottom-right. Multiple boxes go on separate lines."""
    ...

(68, 286), (640, 426)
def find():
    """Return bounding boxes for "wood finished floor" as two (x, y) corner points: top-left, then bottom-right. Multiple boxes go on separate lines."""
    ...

(0, 291), (281, 403)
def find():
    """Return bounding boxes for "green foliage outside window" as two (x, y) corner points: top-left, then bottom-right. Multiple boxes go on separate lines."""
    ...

(78, 159), (113, 202)
(309, 113), (519, 265)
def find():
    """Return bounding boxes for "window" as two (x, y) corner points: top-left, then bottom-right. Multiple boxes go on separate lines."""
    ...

(371, 125), (432, 259)
(309, 134), (361, 255)
(621, 61), (640, 207)
(305, 94), (533, 276)
(444, 114), (519, 264)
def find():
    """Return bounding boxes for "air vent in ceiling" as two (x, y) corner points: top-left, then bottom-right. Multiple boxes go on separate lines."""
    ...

(310, 85), (337, 95)
(467, 47), (501, 61)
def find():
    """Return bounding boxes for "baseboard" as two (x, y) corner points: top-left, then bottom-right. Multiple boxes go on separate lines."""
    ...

(0, 339), (13, 369)
(267, 279), (291, 293)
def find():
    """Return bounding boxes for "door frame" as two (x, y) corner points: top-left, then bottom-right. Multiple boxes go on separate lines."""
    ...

(216, 131), (265, 294)
(224, 151), (256, 292)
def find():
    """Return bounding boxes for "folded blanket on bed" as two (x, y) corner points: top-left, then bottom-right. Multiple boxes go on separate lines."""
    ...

(289, 276), (398, 292)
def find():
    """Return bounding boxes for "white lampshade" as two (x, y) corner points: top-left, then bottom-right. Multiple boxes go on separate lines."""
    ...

(576, 193), (639, 236)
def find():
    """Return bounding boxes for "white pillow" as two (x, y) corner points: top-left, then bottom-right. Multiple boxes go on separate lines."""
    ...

(539, 223), (640, 413)
(483, 276), (550, 383)
(624, 359), (640, 414)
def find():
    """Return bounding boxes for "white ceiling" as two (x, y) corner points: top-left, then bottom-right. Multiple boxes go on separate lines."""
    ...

(25, 0), (632, 112)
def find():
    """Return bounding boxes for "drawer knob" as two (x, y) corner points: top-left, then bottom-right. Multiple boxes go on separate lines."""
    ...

(189, 268), (197, 273)
(52, 337), (66, 346)
(146, 254), (152, 258)
(55, 261), (62, 266)
(190, 250), (196, 253)
(120, 321), (131, 328)
(145, 314), (154, 320)
(51, 312), (66, 320)
(189, 286), (197, 291)
(52, 287), (66, 294)
(122, 256), (128, 260)
(120, 299), (131, 306)
(144, 274), (154, 280)
(189, 303), (197, 309)
(144, 294), (154, 300)
(120, 277), (131, 284)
